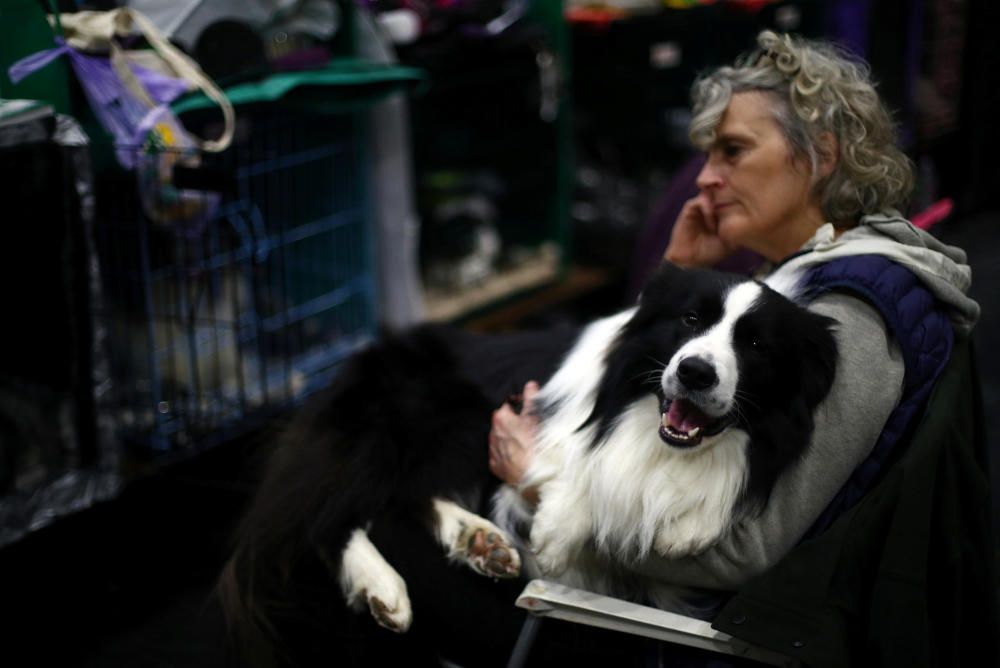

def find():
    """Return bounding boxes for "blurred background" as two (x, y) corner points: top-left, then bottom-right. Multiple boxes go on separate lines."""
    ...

(0, 0), (997, 665)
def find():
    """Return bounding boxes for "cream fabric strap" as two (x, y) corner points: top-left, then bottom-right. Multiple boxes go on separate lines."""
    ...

(51, 8), (235, 153)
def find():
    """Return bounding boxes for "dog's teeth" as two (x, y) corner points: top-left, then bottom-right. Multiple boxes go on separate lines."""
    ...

(689, 427), (700, 438)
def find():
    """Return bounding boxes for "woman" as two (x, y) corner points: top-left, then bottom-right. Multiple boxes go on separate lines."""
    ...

(488, 30), (979, 593)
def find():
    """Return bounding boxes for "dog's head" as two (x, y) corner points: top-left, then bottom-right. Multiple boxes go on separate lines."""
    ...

(585, 263), (837, 461)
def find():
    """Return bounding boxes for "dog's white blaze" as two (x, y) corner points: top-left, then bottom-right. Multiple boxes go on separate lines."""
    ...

(662, 281), (763, 415)
(338, 529), (412, 631)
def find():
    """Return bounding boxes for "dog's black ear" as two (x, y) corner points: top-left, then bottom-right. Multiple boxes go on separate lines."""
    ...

(628, 262), (700, 333)
(797, 311), (839, 410)
(635, 262), (687, 305)
(580, 334), (651, 447)
(637, 263), (743, 313)
(742, 310), (837, 512)
(582, 304), (689, 448)
(579, 267), (684, 445)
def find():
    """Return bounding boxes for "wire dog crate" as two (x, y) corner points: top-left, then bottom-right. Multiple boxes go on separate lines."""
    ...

(93, 110), (376, 453)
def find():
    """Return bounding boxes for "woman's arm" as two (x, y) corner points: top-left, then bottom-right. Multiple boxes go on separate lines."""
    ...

(633, 293), (905, 590)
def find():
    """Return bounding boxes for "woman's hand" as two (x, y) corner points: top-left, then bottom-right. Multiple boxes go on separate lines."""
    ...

(488, 381), (541, 491)
(664, 193), (736, 268)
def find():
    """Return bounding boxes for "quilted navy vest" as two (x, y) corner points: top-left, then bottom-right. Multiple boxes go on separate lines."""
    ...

(798, 254), (954, 538)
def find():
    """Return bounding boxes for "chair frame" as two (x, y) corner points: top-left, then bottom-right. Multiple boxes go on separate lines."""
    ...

(507, 579), (800, 668)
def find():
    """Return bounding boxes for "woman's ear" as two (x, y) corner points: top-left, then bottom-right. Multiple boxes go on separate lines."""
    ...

(817, 132), (838, 178)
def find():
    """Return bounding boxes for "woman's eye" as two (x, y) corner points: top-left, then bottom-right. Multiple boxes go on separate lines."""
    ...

(681, 312), (699, 328)
(723, 143), (743, 159)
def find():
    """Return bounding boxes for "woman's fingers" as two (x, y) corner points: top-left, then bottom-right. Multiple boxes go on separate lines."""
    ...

(665, 192), (735, 268)
(693, 192), (717, 233)
(665, 197), (708, 266)
(521, 381), (541, 414)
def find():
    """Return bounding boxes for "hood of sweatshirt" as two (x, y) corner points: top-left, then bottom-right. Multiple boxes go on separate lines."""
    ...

(774, 211), (980, 335)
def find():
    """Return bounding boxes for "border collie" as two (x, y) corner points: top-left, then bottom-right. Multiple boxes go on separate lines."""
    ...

(218, 263), (837, 666)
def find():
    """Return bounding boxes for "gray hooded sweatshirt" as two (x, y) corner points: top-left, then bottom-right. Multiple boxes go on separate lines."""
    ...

(636, 212), (980, 592)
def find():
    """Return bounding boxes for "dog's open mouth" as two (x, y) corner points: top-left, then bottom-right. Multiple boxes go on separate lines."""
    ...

(658, 398), (733, 448)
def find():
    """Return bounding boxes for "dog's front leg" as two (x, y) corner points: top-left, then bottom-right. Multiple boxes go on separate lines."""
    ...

(431, 498), (521, 578)
(529, 478), (593, 577)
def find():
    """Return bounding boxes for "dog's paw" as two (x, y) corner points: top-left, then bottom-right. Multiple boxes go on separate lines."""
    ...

(655, 537), (712, 559)
(338, 529), (413, 633)
(364, 573), (412, 633)
(531, 539), (571, 577)
(654, 520), (725, 559)
(432, 498), (520, 578)
(457, 522), (521, 579)
(529, 525), (572, 577)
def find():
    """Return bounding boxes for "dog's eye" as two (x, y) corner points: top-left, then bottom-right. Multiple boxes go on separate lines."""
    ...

(681, 312), (699, 328)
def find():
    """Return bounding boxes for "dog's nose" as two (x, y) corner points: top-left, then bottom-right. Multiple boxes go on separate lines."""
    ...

(677, 357), (718, 391)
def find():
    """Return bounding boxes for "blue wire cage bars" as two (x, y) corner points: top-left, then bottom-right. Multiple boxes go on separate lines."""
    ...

(92, 109), (377, 453)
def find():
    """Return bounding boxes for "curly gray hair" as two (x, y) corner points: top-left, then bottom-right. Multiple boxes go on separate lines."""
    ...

(689, 30), (914, 226)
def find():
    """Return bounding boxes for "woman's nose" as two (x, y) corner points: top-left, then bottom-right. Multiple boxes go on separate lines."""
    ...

(696, 158), (722, 190)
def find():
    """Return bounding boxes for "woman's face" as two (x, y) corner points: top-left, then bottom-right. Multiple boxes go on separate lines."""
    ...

(696, 92), (825, 262)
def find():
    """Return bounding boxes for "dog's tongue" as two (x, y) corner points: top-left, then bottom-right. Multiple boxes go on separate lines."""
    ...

(668, 399), (711, 431)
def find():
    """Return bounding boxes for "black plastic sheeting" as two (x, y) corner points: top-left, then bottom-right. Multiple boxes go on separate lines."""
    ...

(0, 113), (120, 548)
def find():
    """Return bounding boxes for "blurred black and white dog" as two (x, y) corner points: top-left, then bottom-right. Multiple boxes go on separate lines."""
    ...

(219, 263), (837, 666)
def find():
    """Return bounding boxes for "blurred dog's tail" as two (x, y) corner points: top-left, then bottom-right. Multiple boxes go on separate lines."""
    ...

(214, 374), (375, 668)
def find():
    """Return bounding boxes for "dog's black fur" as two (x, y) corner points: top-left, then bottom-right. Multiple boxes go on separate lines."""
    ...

(219, 323), (578, 667)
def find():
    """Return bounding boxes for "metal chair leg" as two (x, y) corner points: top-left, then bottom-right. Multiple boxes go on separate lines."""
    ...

(506, 614), (544, 668)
